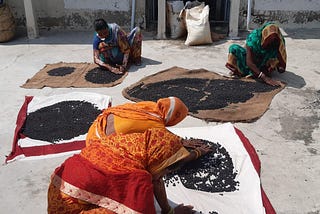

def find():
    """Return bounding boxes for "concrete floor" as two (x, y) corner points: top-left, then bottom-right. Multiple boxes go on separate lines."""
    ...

(0, 28), (319, 214)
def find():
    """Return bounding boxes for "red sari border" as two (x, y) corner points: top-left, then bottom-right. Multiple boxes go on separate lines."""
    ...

(5, 96), (86, 163)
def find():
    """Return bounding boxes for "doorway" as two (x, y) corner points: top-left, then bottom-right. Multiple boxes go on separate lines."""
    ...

(145, 0), (230, 33)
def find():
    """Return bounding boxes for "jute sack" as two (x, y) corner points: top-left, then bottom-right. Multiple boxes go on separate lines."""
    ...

(184, 3), (212, 46)
(0, 4), (16, 42)
(166, 1), (186, 39)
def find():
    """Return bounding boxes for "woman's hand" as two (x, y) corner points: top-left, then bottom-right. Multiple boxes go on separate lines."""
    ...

(98, 42), (107, 49)
(246, 46), (282, 87)
(278, 67), (285, 73)
(119, 66), (126, 73)
(261, 74), (282, 86)
(182, 139), (206, 149)
(193, 144), (213, 160)
(173, 204), (196, 214)
(182, 139), (214, 160)
(197, 144), (213, 156)
(116, 64), (126, 74)
(109, 65), (124, 74)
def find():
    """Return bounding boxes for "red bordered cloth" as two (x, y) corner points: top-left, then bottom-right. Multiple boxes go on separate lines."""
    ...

(234, 127), (276, 214)
(165, 124), (276, 214)
(5, 92), (112, 163)
(50, 125), (275, 214)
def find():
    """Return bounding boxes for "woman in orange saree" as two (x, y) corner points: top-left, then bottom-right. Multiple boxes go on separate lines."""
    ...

(48, 128), (211, 214)
(86, 97), (189, 146)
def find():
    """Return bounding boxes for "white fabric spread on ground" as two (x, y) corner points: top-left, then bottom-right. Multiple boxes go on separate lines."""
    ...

(15, 92), (112, 161)
(155, 123), (266, 214)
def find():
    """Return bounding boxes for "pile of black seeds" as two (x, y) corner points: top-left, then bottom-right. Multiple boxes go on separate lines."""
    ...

(164, 138), (239, 193)
(47, 66), (75, 76)
(21, 101), (102, 143)
(85, 67), (124, 84)
(126, 78), (278, 113)
(200, 211), (218, 214)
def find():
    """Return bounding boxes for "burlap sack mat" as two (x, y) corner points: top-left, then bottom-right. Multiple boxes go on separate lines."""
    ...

(21, 62), (127, 89)
(122, 66), (285, 122)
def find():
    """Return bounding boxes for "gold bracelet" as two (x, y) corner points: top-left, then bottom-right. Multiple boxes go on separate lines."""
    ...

(197, 149), (201, 158)
(193, 150), (199, 159)
(194, 148), (201, 159)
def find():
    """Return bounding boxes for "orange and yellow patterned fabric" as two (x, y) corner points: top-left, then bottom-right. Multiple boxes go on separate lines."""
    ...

(83, 128), (190, 175)
(48, 128), (190, 214)
(86, 97), (189, 146)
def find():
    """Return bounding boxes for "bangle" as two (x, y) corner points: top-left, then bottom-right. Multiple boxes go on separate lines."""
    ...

(194, 148), (201, 159)
(258, 72), (263, 78)
(197, 148), (202, 158)
(193, 150), (199, 159)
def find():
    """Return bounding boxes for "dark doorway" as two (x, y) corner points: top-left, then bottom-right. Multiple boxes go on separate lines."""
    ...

(146, 0), (230, 33)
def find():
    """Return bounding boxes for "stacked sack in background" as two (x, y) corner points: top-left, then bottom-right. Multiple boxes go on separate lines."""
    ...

(181, 1), (213, 46)
(166, 0), (225, 46)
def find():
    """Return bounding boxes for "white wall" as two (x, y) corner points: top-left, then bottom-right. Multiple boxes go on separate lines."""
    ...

(6, 0), (320, 33)
(64, 0), (130, 11)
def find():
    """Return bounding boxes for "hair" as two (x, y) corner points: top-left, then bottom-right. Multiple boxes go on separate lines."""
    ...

(94, 18), (108, 31)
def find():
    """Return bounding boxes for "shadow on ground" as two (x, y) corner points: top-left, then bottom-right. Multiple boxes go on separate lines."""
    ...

(129, 57), (162, 72)
(273, 70), (306, 89)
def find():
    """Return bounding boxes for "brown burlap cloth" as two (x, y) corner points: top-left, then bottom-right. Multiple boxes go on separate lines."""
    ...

(21, 62), (128, 89)
(122, 66), (285, 122)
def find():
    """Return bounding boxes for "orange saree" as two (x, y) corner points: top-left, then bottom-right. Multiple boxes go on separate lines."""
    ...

(48, 128), (190, 214)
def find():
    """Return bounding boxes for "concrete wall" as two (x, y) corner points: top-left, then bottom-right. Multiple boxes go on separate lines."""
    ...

(7, 0), (145, 32)
(5, 0), (320, 36)
(239, 0), (320, 30)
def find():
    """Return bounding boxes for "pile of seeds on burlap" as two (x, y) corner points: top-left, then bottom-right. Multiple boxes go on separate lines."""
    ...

(47, 66), (75, 76)
(85, 67), (124, 84)
(126, 78), (278, 113)
(21, 101), (102, 143)
(164, 138), (239, 193)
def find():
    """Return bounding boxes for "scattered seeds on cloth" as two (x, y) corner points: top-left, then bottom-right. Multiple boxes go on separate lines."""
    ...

(21, 100), (102, 143)
(85, 67), (125, 84)
(164, 138), (239, 193)
(47, 66), (75, 76)
(126, 78), (279, 113)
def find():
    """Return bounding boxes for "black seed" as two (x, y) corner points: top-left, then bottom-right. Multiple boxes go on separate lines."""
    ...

(126, 78), (278, 113)
(47, 66), (75, 76)
(21, 101), (102, 143)
(85, 67), (124, 84)
(164, 138), (240, 193)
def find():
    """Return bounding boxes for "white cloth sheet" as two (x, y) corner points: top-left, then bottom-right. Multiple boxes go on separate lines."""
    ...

(154, 123), (266, 214)
(11, 92), (111, 162)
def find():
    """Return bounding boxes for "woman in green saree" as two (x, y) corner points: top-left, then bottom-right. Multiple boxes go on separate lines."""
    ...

(226, 22), (287, 86)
